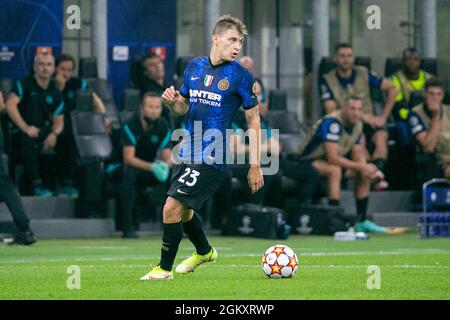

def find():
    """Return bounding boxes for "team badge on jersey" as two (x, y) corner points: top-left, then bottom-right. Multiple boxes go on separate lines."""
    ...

(204, 75), (214, 87)
(252, 82), (257, 94)
(329, 123), (340, 134)
(409, 115), (419, 126)
(218, 79), (229, 91)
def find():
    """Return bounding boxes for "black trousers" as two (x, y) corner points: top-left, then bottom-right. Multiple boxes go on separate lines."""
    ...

(229, 164), (283, 206)
(16, 126), (52, 184)
(212, 165), (283, 229)
(280, 159), (321, 204)
(0, 150), (30, 232)
(55, 123), (78, 185)
(120, 165), (165, 232)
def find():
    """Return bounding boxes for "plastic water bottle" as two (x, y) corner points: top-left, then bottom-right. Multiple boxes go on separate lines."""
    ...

(355, 232), (369, 240)
(2, 237), (14, 245)
(334, 230), (368, 241)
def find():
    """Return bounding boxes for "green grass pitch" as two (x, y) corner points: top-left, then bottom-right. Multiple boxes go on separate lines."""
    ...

(0, 232), (449, 300)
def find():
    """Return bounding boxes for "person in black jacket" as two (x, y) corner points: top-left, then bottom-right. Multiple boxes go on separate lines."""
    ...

(137, 53), (173, 127)
(120, 92), (172, 238)
(5, 53), (64, 197)
(0, 91), (36, 245)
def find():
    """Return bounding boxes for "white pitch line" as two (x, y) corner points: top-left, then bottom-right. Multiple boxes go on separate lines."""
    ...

(73, 246), (131, 250)
(0, 264), (449, 270)
(0, 249), (448, 265)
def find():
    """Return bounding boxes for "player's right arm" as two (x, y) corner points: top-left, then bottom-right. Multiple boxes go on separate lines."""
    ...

(320, 118), (377, 179)
(5, 92), (40, 138)
(0, 92), (5, 113)
(319, 77), (338, 114)
(325, 142), (377, 179)
(123, 145), (154, 171)
(412, 108), (441, 154)
(162, 86), (189, 116)
(245, 106), (264, 194)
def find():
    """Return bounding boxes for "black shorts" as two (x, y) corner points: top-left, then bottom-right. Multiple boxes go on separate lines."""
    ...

(363, 123), (387, 139)
(166, 164), (226, 212)
(363, 123), (387, 152)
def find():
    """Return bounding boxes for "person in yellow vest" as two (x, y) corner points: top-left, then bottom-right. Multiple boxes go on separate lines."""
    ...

(409, 78), (450, 180)
(319, 43), (398, 190)
(392, 48), (434, 121)
(298, 96), (388, 233)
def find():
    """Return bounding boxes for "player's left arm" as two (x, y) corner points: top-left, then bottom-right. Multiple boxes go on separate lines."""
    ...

(51, 94), (65, 136)
(0, 92), (4, 113)
(44, 94), (65, 150)
(51, 115), (64, 136)
(92, 92), (106, 114)
(160, 148), (172, 166)
(245, 106), (264, 193)
(92, 92), (112, 133)
(159, 126), (173, 166)
(376, 77), (399, 126)
(43, 115), (64, 150)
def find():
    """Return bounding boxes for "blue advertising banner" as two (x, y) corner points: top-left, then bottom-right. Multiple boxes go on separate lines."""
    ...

(108, 0), (176, 107)
(0, 0), (63, 79)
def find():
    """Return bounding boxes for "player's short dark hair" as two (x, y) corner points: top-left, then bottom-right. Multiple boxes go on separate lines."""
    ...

(56, 54), (76, 68)
(344, 95), (363, 104)
(335, 42), (353, 54)
(141, 53), (162, 67)
(213, 15), (248, 37)
(402, 47), (420, 58)
(424, 78), (445, 91)
(141, 92), (161, 106)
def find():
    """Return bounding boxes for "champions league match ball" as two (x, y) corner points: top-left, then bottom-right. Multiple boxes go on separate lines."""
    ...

(261, 245), (299, 279)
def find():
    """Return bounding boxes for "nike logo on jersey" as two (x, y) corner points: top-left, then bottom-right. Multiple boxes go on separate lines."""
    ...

(191, 76), (200, 81)
(177, 188), (189, 195)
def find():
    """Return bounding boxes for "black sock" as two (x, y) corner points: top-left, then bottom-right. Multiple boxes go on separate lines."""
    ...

(159, 222), (183, 271)
(356, 197), (369, 222)
(328, 199), (340, 206)
(372, 159), (386, 173)
(183, 213), (212, 255)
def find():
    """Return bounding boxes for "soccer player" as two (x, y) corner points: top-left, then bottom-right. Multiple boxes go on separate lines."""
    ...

(140, 15), (264, 280)
(298, 96), (388, 233)
(54, 53), (107, 198)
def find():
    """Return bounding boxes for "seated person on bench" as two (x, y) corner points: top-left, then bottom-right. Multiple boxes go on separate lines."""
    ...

(409, 78), (450, 182)
(120, 92), (172, 238)
(297, 96), (387, 233)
